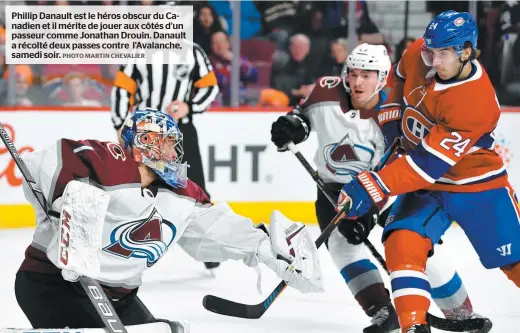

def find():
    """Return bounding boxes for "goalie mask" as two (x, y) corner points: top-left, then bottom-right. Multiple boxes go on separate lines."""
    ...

(121, 108), (188, 188)
(341, 43), (391, 105)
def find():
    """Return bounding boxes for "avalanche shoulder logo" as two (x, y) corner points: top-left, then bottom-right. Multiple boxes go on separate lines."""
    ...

(324, 137), (374, 176)
(103, 208), (176, 267)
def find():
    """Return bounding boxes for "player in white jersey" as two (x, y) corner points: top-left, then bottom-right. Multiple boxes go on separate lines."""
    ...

(14, 109), (323, 331)
(270, 44), (490, 333)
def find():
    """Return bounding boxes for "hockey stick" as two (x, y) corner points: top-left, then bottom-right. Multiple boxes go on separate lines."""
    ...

(0, 123), (128, 333)
(202, 137), (485, 331)
(286, 139), (486, 332)
(203, 200), (348, 319)
(286, 139), (395, 274)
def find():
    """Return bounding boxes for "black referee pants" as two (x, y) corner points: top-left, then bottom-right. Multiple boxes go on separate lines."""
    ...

(15, 271), (154, 329)
(178, 121), (210, 199)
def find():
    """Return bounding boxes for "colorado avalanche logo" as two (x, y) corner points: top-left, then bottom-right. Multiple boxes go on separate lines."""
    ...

(324, 137), (374, 176)
(103, 208), (176, 267)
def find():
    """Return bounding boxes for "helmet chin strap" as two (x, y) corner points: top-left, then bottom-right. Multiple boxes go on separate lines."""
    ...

(454, 57), (470, 79)
(352, 82), (385, 108)
(443, 52), (470, 81)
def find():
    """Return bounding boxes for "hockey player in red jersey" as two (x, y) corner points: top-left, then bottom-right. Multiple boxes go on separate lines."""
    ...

(14, 109), (323, 332)
(271, 43), (490, 333)
(336, 11), (520, 333)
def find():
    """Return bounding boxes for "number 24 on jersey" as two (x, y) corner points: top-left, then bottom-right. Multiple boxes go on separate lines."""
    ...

(440, 132), (471, 157)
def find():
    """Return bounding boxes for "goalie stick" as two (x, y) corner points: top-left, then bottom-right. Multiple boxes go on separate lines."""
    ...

(202, 138), (485, 332)
(201, 138), (394, 320)
(201, 139), (399, 318)
(203, 202), (347, 319)
(0, 123), (128, 333)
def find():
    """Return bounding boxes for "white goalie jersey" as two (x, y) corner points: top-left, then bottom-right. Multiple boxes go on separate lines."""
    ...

(19, 139), (269, 294)
(299, 76), (386, 184)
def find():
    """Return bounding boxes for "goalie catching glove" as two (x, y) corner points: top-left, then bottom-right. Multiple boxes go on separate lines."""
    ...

(255, 210), (324, 293)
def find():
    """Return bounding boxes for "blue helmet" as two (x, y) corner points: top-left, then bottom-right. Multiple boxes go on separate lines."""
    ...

(121, 108), (188, 188)
(423, 10), (478, 55)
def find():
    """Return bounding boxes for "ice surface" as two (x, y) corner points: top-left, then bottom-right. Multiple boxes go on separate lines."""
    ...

(0, 226), (518, 332)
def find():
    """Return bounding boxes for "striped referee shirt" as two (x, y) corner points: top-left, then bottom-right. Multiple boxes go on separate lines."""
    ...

(111, 42), (219, 129)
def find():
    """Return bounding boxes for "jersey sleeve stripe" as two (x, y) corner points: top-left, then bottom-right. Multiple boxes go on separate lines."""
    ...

(395, 61), (405, 80)
(406, 155), (436, 183)
(422, 140), (456, 166)
(372, 172), (391, 193)
(437, 165), (507, 185)
(471, 132), (496, 152)
(377, 155), (432, 195)
(409, 142), (452, 180)
(72, 145), (94, 154)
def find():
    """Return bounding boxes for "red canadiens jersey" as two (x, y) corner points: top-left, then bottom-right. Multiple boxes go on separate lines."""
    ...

(378, 38), (507, 195)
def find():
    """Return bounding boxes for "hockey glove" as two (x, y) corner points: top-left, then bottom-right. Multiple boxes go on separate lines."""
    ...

(256, 211), (323, 293)
(378, 103), (403, 148)
(338, 212), (379, 245)
(270, 112), (310, 151)
(337, 171), (390, 219)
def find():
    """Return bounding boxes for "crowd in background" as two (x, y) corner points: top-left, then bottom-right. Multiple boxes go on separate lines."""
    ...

(0, 0), (519, 107)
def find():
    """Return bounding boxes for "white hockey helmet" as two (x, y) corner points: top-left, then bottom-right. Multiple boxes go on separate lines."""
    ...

(342, 43), (392, 101)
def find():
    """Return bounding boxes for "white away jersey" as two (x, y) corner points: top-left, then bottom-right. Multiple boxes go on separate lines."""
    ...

(300, 76), (386, 184)
(19, 139), (267, 294)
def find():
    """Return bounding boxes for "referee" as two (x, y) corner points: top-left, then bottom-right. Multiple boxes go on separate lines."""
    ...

(111, 42), (220, 269)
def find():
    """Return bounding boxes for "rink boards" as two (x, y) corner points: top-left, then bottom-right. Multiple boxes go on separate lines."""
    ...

(1, 106), (520, 228)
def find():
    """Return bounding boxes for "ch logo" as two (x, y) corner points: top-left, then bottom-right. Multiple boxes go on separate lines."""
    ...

(497, 243), (512, 256)
(402, 106), (434, 146)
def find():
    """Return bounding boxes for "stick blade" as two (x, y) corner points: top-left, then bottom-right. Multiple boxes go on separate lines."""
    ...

(202, 295), (263, 319)
(428, 313), (486, 332)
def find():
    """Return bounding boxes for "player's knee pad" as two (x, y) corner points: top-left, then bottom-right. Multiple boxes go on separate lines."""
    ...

(328, 227), (370, 270)
(385, 229), (432, 273)
(501, 261), (520, 288)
